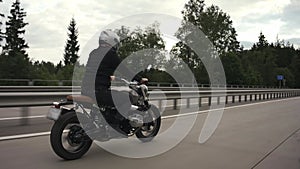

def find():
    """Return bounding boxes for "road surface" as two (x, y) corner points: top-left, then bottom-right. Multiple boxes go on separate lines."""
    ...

(0, 97), (299, 169)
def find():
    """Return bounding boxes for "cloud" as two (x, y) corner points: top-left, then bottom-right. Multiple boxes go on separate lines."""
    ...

(286, 38), (300, 49)
(208, 0), (295, 43)
(1, 0), (299, 64)
(279, 0), (300, 38)
(240, 41), (254, 49)
(5, 0), (187, 64)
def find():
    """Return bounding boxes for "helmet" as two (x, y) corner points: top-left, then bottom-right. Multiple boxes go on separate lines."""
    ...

(99, 30), (120, 49)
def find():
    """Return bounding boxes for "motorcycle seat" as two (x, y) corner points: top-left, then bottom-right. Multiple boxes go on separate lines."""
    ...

(66, 95), (96, 104)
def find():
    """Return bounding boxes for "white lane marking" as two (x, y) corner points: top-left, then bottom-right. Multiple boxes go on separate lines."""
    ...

(0, 115), (46, 121)
(0, 132), (50, 141)
(0, 97), (299, 141)
(162, 97), (300, 119)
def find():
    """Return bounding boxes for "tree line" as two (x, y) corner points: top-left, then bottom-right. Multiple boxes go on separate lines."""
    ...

(0, 0), (299, 87)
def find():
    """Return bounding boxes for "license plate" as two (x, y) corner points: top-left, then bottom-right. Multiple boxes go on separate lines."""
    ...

(47, 107), (61, 120)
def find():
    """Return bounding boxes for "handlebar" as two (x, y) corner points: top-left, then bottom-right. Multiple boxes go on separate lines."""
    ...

(114, 77), (138, 86)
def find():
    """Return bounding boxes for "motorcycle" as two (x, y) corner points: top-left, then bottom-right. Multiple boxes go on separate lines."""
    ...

(46, 76), (161, 160)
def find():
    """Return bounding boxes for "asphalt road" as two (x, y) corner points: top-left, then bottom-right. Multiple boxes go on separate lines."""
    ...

(0, 98), (215, 136)
(0, 97), (299, 169)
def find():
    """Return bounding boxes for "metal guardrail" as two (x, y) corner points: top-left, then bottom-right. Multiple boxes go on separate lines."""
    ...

(1, 88), (300, 125)
(0, 85), (285, 93)
(1, 89), (299, 107)
(0, 79), (281, 89)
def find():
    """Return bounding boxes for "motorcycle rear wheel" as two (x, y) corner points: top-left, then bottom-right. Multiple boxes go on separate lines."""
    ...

(135, 105), (161, 142)
(50, 111), (93, 160)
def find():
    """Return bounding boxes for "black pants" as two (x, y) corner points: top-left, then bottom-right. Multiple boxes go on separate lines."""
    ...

(95, 87), (132, 135)
(95, 87), (131, 117)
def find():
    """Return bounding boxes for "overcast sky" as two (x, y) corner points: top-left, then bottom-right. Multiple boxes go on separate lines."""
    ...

(0, 0), (299, 64)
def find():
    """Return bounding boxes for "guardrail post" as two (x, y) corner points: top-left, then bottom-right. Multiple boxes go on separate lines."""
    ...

(208, 97), (212, 106)
(267, 93), (269, 99)
(245, 95), (247, 102)
(250, 94), (253, 101)
(255, 94), (257, 101)
(158, 100), (162, 111)
(225, 96), (228, 104)
(21, 107), (29, 125)
(199, 97), (202, 107)
(232, 95), (235, 103)
(173, 99), (177, 110)
(217, 96), (220, 105)
(239, 95), (241, 102)
(28, 80), (34, 86)
(186, 98), (190, 108)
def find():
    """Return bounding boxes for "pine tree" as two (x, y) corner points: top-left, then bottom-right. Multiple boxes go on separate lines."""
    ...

(3, 0), (28, 55)
(0, 0), (30, 79)
(63, 17), (80, 66)
(252, 32), (268, 50)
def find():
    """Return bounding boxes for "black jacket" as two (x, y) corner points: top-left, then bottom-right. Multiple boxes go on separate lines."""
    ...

(81, 46), (139, 95)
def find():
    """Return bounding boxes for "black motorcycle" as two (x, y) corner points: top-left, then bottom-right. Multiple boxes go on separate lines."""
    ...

(47, 77), (161, 160)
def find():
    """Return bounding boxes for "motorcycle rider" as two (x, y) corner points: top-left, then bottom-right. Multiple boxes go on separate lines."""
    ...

(81, 30), (143, 136)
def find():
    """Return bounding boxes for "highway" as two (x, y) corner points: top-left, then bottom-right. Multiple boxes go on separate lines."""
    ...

(0, 97), (299, 169)
(0, 97), (239, 137)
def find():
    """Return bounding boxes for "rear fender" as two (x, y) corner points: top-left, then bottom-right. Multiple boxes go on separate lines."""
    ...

(47, 100), (75, 121)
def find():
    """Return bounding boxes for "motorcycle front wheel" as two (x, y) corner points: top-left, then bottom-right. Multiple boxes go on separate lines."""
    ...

(136, 105), (161, 142)
(50, 111), (93, 160)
